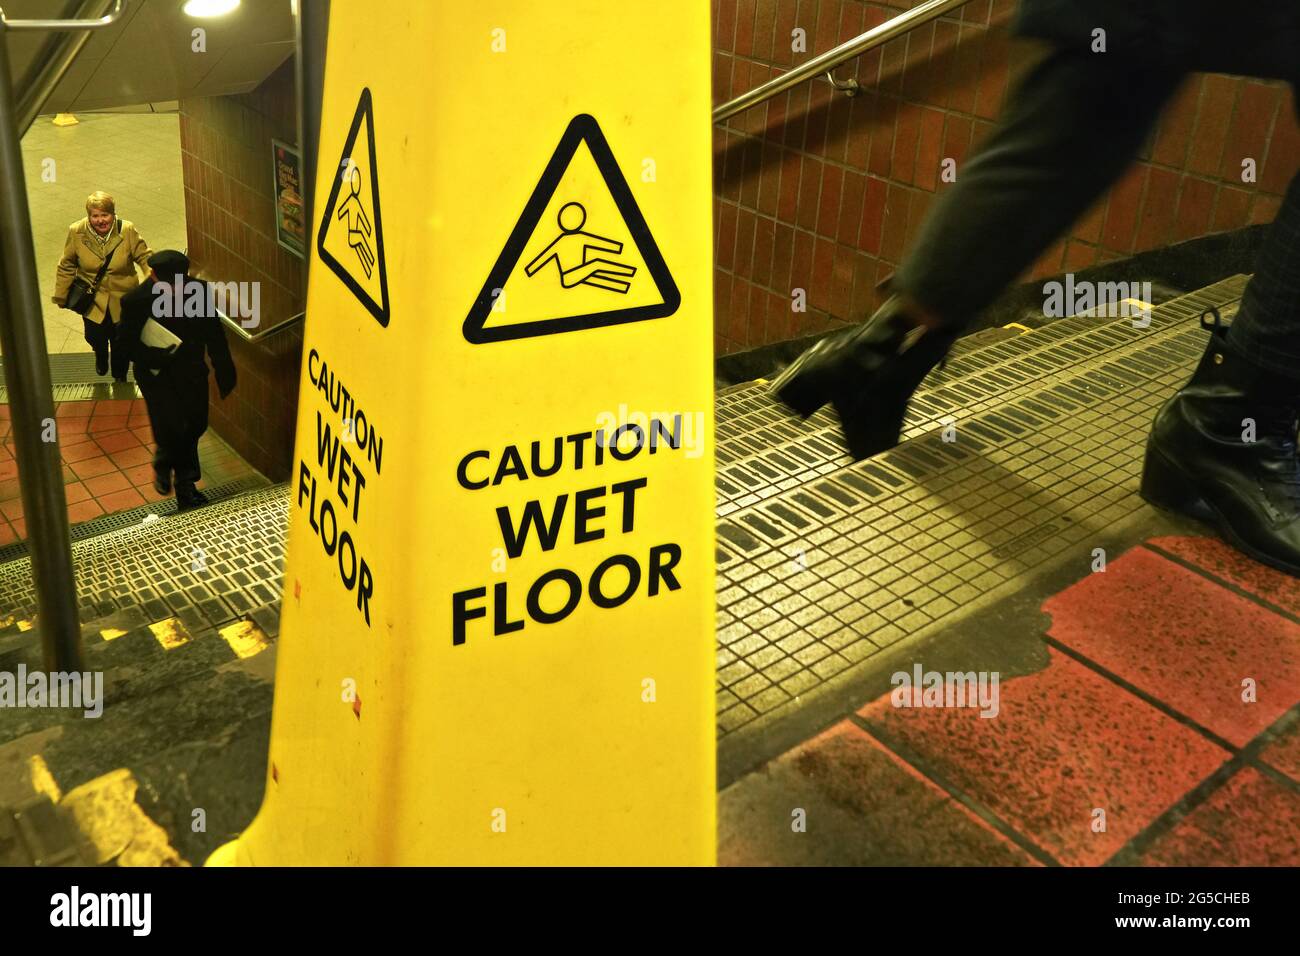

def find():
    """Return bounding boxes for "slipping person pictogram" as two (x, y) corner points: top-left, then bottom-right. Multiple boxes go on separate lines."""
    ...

(524, 201), (637, 294)
(317, 87), (390, 326)
(463, 113), (680, 343)
(336, 162), (376, 279)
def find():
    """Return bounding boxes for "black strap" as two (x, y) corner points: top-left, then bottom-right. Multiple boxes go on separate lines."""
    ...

(88, 222), (122, 293)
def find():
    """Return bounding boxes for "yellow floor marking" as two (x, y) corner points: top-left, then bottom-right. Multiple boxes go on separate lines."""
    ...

(16, 619), (33, 632)
(61, 769), (189, 867)
(148, 618), (191, 650)
(27, 755), (62, 804)
(100, 627), (129, 642)
(1002, 322), (1033, 334)
(219, 619), (271, 659)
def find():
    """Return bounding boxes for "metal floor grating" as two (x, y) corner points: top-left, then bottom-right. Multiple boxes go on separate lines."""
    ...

(0, 277), (1250, 747)
(0, 484), (289, 633)
(0, 351), (105, 390)
(710, 275), (1248, 740)
(0, 474), (270, 566)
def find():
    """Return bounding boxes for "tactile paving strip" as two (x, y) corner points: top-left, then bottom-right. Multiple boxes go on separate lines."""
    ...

(0, 485), (288, 632)
(711, 276), (1248, 740)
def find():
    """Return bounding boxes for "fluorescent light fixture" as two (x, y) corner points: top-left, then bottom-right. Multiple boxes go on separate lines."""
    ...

(182, 0), (241, 17)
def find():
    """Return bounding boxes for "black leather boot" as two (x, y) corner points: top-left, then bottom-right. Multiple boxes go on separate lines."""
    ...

(770, 296), (957, 459)
(1140, 311), (1300, 576)
(95, 349), (109, 376)
(175, 483), (209, 511)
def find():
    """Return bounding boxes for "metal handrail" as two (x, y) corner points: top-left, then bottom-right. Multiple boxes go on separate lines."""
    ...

(713, 0), (971, 124)
(221, 309), (306, 343)
(14, 0), (121, 135)
(0, 0), (125, 30)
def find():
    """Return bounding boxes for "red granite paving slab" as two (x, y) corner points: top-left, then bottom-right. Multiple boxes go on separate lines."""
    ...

(55, 400), (97, 417)
(110, 445), (153, 469)
(0, 405), (9, 420)
(69, 455), (116, 480)
(131, 427), (153, 443)
(1257, 721), (1300, 783)
(93, 399), (135, 414)
(97, 488), (147, 513)
(84, 471), (131, 496)
(1044, 545), (1300, 747)
(57, 416), (90, 435)
(1151, 535), (1300, 619)
(1136, 768), (1300, 866)
(0, 498), (22, 520)
(857, 647), (1230, 866)
(0, 521), (15, 546)
(93, 430), (142, 454)
(67, 499), (103, 523)
(10, 517), (24, 539)
(63, 481), (91, 505)
(0, 478), (18, 502)
(719, 721), (1038, 866)
(88, 415), (129, 433)
(60, 439), (103, 463)
(123, 463), (158, 487)
(0, 459), (16, 482)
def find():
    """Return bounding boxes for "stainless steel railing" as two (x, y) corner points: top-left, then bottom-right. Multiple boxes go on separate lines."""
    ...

(712, 0), (972, 124)
(221, 310), (306, 343)
(0, 0), (124, 31)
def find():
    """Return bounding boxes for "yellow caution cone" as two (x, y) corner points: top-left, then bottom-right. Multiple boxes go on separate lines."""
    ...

(52, 113), (78, 127)
(209, 0), (716, 866)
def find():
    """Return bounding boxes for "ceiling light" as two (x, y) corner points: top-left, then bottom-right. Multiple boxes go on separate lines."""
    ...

(182, 0), (241, 17)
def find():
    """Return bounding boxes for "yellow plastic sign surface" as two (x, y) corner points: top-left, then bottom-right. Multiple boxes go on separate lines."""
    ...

(218, 1), (715, 865)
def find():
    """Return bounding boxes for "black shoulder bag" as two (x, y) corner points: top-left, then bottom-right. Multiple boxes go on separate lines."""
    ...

(64, 228), (119, 316)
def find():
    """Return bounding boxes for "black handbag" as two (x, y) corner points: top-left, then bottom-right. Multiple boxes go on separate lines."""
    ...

(64, 229), (119, 316)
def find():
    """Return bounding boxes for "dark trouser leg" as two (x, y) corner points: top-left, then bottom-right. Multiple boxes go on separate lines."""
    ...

(1225, 169), (1300, 376)
(103, 305), (121, 380)
(83, 316), (111, 372)
(172, 376), (210, 486)
(892, 48), (1185, 330)
(138, 379), (174, 480)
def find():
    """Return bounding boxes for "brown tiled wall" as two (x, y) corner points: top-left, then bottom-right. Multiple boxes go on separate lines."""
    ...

(179, 57), (305, 481)
(713, 0), (1300, 355)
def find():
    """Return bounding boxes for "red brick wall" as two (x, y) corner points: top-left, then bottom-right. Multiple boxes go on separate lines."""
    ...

(179, 57), (306, 481)
(713, 0), (1300, 355)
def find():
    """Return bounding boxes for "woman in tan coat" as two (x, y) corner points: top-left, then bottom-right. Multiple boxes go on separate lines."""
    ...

(52, 191), (153, 380)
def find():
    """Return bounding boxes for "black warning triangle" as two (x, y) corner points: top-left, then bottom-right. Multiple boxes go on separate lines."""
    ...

(317, 87), (390, 327)
(463, 113), (680, 344)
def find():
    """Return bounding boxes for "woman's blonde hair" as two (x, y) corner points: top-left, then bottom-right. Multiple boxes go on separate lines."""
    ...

(85, 191), (115, 215)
